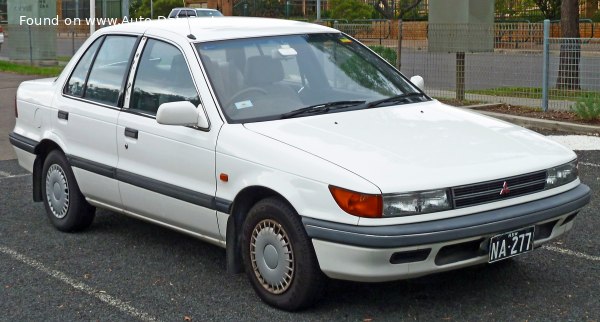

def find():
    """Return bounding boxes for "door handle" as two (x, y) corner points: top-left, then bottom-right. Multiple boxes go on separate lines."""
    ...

(124, 127), (139, 139)
(58, 110), (69, 120)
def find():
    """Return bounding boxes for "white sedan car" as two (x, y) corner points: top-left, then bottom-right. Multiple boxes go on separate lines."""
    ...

(9, 18), (590, 310)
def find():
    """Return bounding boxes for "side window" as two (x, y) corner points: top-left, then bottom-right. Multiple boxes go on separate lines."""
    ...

(83, 36), (137, 106)
(129, 39), (200, 115)
(177, 10), (195, 17)
(65, 38), (102, 97)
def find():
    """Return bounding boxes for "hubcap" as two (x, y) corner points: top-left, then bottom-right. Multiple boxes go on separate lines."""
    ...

(250, 219), (294, 294)
(45, 164), (70, 219)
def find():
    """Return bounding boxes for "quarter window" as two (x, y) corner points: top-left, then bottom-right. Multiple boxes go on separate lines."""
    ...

(129, 39), (200, 115)
(83, 36), (137, 106)
(65, 38), (102, 97)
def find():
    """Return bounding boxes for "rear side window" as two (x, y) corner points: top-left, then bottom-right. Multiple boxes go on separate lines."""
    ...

(65, 38), (102, 97)
(177, 10), (196, 17)
(129, 39), (200, 115)
(83, 36), (137, 106)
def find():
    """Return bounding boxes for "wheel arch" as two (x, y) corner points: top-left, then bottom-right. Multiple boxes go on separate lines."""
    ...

(225, 185), (297, 274)
(32, 139), (65, 202)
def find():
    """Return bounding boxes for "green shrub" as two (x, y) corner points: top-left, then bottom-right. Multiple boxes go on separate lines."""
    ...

(329, 0), (374, 21)
(368, 45), (397, 66)
(572, 95), (600, 120)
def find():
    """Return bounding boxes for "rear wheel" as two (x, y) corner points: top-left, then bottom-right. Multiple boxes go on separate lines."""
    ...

(42, 150), (95, 232)
(241, 197), (325, 311)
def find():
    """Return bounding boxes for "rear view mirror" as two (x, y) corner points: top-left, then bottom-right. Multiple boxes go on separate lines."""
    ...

(410, 75), (425, 91)
(156, 101), (209, 128)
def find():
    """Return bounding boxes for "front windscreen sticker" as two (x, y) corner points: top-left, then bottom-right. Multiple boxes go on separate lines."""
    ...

(235, 100), (253, 109)
(340, 37), (352, 43)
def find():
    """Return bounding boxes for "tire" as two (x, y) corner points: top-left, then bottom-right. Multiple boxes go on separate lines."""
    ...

(41, 150), (95, 232)
(241, 197), (325, 311)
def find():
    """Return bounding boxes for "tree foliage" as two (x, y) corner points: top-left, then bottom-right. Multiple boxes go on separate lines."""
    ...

(330, 0), (375, 21)
(495, 0), (537, 19)
(130, 0), (184, 18)
(374, 0), (423, 20)
(534, 0), (562, 19)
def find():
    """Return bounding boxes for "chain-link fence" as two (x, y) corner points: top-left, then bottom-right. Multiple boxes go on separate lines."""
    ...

(0, 22), (89, 63)
(2, 19), (599, 113)
(548, 38), (600, 104)
(338, 20), (600, 111)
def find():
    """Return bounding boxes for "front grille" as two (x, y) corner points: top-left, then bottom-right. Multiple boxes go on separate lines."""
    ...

(452, 170), (547, 208)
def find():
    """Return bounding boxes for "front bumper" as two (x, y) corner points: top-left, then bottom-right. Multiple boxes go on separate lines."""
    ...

(303, 184), (591, 282)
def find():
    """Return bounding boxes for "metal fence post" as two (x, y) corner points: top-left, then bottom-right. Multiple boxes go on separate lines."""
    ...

(456, 51), (465, 101)
(542, 19), (550, 112)
(28, 25), (33, 65)
(396, 19), (402, 71)
(72, 24), (76, 56)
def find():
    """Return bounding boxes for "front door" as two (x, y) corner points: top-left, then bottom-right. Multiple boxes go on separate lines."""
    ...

(116, 37), (221, 241)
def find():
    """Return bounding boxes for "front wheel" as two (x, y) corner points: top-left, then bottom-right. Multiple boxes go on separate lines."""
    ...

(241, 197), (325, 311)
(41, 150), (95, 232)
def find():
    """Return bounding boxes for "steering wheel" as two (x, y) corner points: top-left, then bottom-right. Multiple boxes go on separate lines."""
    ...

(224, 87), (268, 111)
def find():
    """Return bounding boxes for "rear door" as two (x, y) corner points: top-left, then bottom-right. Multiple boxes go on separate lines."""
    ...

(115, 37), (221, 242)
(54, 35), (138, 207)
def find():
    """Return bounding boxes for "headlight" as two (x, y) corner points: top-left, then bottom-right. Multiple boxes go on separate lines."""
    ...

(546, 159), (578, 189)
(383, 189), (451, 217)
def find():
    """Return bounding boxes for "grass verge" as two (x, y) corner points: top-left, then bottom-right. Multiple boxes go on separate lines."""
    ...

(0, 61), (64, 77)
(468, 87), (600, 101)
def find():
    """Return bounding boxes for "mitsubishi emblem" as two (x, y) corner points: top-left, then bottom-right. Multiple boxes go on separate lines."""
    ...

(499, 181), (510, 196)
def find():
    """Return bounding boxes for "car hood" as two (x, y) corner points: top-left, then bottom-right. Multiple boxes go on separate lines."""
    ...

(243, 101), (576, 193)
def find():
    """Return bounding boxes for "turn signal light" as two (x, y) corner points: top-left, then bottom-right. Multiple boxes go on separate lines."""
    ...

(329, 185), (383, 218)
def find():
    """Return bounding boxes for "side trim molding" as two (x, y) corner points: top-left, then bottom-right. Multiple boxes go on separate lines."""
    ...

(66, 154), (233, 212)
(215, 197), (232, 213)
(116, 169), (215, 210)
(67, 155), (117, 178)
(8, 132), (39, 154)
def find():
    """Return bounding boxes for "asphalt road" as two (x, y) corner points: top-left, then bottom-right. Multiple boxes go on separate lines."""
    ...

(0, 149), (598, 321)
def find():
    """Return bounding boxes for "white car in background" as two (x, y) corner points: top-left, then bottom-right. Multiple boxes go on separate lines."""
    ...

(9, 18), (591, 310)
(168, 7), (223, 18)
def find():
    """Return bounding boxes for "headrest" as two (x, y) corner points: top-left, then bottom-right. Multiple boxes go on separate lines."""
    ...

(245, 56), (284, 86)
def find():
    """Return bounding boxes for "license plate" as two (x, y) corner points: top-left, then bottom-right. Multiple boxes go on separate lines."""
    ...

(489, 226), (535, 263)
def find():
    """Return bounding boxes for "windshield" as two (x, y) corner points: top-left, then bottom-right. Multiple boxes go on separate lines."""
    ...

(195, 33), (425, 123)
(196, 9), (223, 16)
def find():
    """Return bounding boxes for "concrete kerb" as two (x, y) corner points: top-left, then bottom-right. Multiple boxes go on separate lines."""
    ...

(461, 103), (600, 135)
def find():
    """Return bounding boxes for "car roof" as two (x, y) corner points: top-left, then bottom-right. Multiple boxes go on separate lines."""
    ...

(170, 7), (219, 10)
(98, 17), (336, 43)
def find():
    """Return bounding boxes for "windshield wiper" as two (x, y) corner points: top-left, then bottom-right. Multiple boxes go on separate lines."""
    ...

(366, 92), (428, 109)
(281, 100), (365, 119)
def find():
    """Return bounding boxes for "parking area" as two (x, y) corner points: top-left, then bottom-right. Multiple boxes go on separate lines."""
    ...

(1, 71), (599, 320)
(0, 149), (598, 320)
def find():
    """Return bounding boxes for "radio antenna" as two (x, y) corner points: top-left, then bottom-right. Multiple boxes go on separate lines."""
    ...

(186, 16), (196, 40)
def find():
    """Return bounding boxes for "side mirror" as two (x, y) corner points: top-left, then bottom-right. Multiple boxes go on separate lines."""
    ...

(410, 75), (425, 91)
(156, 101), (209, 128)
